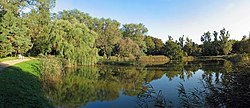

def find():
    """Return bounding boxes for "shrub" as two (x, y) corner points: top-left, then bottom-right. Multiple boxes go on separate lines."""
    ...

(139, 55), (170, 65)
(39, 56), (66, 88)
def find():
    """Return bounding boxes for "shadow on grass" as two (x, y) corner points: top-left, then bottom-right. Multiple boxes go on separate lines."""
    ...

(0, 66), (52, 108)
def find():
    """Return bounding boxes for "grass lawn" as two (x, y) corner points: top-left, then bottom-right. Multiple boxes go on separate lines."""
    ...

(0, 60), (52, 108)
(0, 57), (18, 62)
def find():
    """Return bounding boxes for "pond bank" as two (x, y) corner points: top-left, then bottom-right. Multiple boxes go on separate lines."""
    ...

(0, 60), (52, 108)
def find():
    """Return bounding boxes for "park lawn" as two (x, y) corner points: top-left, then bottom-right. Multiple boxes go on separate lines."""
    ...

(0, 60), (52, 108)
(0, 57), (18, 62)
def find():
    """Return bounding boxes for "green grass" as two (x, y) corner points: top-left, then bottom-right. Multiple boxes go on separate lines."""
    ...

(0, 57), (18, 62)
(0, 60), (52, 108)
(12, 60), (41, 77)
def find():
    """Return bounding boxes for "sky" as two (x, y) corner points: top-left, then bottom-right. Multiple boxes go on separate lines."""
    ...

(53, 0), (250, 43)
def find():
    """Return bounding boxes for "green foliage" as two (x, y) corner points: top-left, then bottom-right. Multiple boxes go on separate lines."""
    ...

(1, 0), (250, 66)
(94, 18), (122, 58)
(163, 36), (184, 60)
(219, 28), (232, 55)
(232, 38), (250, 54)
(201, 28), (233, 56)
(144, 36), (155, 53)
(50, 19), (99, 65)
(144, 36), (165, 55)
(116, 37), (141, 60)
(122, 23), (148, 53)
(201, 31), (213, 56)
(39, 56), (65, 86)
(25, 8), (53, 55)
(183, 37), (201, 56)
(0, 10), (31, 57)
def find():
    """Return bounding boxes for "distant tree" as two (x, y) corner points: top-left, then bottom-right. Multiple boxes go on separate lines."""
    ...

(183, 37), (193, 56)
(121, 23), (148, 53)
(144, 36), (155, 55)
(219, 28), (232, 55)
(152, 37), (164, 55)
(163, 36), (184, 60)
(178, 35), (184, 48)
(94, 18), (122, 58)
(116, 38), (141, 60)
(211, 31), (220, 55)
(201, 32), (212, 56)
(232, 39), (250, 54)
(144, 36), (165, 55)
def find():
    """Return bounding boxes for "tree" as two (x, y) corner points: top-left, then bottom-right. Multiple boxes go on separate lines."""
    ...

(121, 23), (148, 53)
(94, 18), (122, 58)
(144, 36), (155, 55)
(116, 38), (141, 60)
(152, 37), (164, 55)
(211, 31), (220, 55)
(0, 0), (35, 57)
(183, 37), (193, 56)
(163, 36), (184, 60)
(57, 9), (93, 28)
(219, 28), (232, 55)
(201, 32), (212, 56)
(178, 35), (184, 48)
(143, 36), (165, 55)
(232, 38), (250, 54)
(49, 19), (99, 65)
(23, 0), (55, 55)
(0, 0), (35, 17)
(183, 35), (202, 56)
(0, 10), (31, 57)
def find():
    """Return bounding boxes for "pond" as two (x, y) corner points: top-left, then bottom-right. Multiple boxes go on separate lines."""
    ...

(43, 60), (250, 108)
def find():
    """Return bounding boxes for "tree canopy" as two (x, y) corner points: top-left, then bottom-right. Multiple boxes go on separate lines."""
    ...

(1, 0), (249, 62)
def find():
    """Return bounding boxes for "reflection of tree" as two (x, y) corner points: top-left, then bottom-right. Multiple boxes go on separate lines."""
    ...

(164, 60), (227, 81)
(204, 71), (250, 107)
(43, 66), (166, 107)
(178, 64), (250, 107)
(44, 67), (121, 107)
(43, 60), (245, 107)
(165, 61), (186, 80)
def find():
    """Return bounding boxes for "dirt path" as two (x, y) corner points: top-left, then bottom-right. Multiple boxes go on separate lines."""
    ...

(0, 58), (32, 71)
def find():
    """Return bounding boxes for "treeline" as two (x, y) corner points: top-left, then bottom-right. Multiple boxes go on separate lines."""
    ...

(1, 0), (250, 65)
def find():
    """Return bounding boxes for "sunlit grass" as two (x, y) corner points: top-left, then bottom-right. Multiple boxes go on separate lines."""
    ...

(0, 60), (51, 107)
(12, 60), (41, 77)
(0, 57), (18, 62)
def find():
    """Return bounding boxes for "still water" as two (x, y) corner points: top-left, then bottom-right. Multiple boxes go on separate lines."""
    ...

(44, 60), (250, 108)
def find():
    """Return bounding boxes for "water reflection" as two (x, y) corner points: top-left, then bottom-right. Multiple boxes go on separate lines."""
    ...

(43, 60), (250, 107)
(44, 66), (165, 107)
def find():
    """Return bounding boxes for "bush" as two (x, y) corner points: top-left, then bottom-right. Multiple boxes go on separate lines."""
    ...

(139, 55), (170, 65)
(39, 56), (66, 88)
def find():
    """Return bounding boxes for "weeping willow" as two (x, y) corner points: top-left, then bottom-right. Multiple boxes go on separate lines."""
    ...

(50, 19), (99, 65)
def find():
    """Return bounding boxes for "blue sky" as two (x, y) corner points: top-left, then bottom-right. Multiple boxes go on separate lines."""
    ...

(53, 0), (250, 43)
